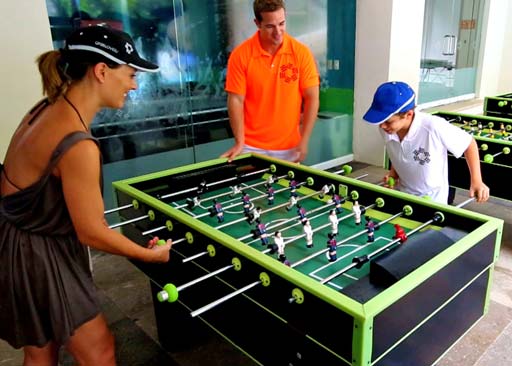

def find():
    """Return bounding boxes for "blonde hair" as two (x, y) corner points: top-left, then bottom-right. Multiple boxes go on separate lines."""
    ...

(36, 50), (69, 103)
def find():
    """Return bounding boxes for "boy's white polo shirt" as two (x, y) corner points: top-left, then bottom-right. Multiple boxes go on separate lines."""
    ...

(380, 112), (472, 203)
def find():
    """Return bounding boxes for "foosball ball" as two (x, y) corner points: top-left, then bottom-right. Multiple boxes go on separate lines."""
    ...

(432, 111), (512, 201)
(484, 93), (512, 119)
(109, 153), (503, 366)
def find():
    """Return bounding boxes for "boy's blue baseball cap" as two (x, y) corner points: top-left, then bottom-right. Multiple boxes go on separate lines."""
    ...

(363, 81), (416, 124)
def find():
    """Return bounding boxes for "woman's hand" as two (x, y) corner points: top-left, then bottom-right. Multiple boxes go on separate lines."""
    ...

(146, 236), (173, 262)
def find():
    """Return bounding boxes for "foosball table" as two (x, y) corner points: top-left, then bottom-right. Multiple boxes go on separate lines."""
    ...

(484, 93), (512, 119)
(431, 111), (512, 201)
(109, 153), (503, 366)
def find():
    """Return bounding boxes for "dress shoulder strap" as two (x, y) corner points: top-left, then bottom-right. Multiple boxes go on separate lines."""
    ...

(44, 131), (100, 175)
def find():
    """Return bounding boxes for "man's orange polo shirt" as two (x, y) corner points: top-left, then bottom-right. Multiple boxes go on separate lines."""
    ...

(225, 32), (319, 150)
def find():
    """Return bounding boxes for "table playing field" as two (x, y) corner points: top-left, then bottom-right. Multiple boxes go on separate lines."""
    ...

(172, 173), (429, 291)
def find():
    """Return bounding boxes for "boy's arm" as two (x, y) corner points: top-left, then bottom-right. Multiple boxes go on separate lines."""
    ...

(463, 139), (490, 202)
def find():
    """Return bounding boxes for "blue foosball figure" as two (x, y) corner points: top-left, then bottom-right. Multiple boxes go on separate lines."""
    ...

(327, 233), (337, 262)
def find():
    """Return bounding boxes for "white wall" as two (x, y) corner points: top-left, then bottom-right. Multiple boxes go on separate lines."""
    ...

(353, 0), (425, 166)
(498, 1), (512, 92)
(477, 0), (512, 96)
(0, 1), (52, 160)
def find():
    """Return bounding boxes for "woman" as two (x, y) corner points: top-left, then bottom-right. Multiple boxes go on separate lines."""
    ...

(0, 26), (172, 365)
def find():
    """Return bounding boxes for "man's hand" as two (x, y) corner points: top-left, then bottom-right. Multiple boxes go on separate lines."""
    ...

(294, 140), (308, 163)
(220, 143), (244, 162)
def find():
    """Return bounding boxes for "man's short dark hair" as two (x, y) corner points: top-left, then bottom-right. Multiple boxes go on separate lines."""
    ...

(253, 0), (286, 22)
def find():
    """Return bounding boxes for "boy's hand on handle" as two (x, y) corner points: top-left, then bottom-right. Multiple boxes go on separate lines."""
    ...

(382, 174), (397, 189)
(469, 182), (490, 203)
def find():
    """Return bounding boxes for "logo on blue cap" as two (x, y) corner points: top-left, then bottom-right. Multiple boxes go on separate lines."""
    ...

(363, 81), (416, 125)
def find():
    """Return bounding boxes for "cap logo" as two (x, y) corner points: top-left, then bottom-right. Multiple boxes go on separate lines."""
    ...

(125, 42), (134, 54)
(94, 41), (118, 54)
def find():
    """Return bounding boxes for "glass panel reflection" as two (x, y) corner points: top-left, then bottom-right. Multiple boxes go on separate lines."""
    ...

(45, 1), (348, 164)
(418, 0), (484, 105)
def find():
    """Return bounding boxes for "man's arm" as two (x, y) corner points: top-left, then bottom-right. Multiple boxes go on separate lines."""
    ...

(296, 85), (320, 162)
(463, 138), (490, 202)
(221, 92), (246, 162)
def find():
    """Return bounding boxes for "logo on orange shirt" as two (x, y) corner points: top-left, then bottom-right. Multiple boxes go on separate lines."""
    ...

(280, 63), (298, 83)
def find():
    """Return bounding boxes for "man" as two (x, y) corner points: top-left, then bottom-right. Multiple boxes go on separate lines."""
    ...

(222, 0), (320, 162)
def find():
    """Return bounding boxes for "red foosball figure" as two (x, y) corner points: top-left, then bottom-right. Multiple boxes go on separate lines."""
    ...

(393, 224), (407, 243)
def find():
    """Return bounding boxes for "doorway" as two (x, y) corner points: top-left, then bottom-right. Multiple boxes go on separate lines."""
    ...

(418, 0), (485, 106)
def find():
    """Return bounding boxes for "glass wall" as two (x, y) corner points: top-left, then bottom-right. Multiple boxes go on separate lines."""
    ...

(45, 0), (356, 208)
(418, 0), (485, 105)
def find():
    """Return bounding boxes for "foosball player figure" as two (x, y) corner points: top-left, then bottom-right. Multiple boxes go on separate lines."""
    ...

(500, 123), (508, 138)
(303, 219), (314, 248)
(248, 206), (262, 224)
(488, 127), (495, 139)
(393, 224), (407, 243)
(255, 222), (269, 246)
(230, 184), (242, 198)
(319, 184), (331, 199)
(272, 231), (287, 263)
(332, 194), (344, 214)
(326, 233), (337, 262)
(266, 184), (275, 205)
(352, 201), (362, 225)
(328, 209), (339, 236)
(286, 195), (298, 211)
(197, 179), (208, 195)
(209, 199), (224, 223)
(242, 192), (252, 215)
(186, 195), (201, 209)
(289, 179), (298, 197)
(266, 174), (277, 185)
(297, 204), (307, 224)
(477, 121), (483, 136)
(365, 215), (376, 242)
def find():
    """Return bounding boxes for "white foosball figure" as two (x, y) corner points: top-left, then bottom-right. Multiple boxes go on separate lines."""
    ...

(249, 207), (262, 224)
(303, 219), (314, 248)
(273, 231), (286, 262)
(286, 195), (298, 211)
(328, 209), (339, 236)
(230, 184), (242, 197)
(352, 201), (362, 225)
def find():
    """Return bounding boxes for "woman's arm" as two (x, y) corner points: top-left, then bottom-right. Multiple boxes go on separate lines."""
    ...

(58, 140), (171, 262)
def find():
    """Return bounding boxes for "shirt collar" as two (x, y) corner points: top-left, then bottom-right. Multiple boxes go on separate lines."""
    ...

(250, 31), (292, 57)
(381, 112), (420, 142)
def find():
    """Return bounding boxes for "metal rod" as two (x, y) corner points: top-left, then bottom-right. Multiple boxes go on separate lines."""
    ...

(456, 197), (475, 208)
(108, 214), (149, 229)
(160, 186), (197, 200)
(142, 225), (166, 236)
(104, 203), (134, 215)
(190, 280), (261, 318)
(177, 265), (234, 292)
(183, 251), (209, 263)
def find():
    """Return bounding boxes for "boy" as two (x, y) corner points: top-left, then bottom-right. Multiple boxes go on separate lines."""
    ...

(363, 81), (489, 204)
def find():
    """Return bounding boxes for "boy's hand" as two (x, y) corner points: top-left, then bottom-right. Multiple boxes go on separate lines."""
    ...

(382, 174), (398, 189)
(470, 182), (490, 203)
